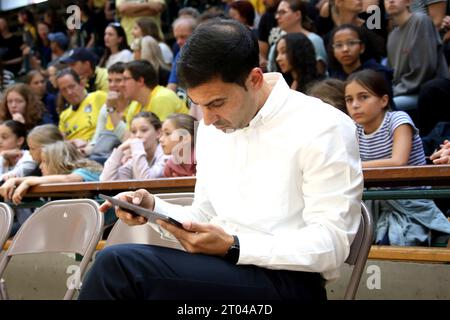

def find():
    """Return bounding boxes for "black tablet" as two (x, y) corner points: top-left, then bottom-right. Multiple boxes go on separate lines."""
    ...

(99, 194), (183, 228)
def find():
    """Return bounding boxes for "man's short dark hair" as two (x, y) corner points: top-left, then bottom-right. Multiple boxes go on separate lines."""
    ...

(125, 60), (158, 88)
(108, 61), (126, 74)
(55, 68), (81, 84)
(177, 19), (259, 89)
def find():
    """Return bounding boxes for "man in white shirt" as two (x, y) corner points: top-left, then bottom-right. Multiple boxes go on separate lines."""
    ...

(79, 19), (363, 300)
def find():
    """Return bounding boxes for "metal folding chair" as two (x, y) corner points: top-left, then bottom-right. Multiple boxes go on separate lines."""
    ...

(344, 202), (374, 299)
(105, 194), (194, 249)
(0, 199), (104, 300)
(0, 203), (14, 252)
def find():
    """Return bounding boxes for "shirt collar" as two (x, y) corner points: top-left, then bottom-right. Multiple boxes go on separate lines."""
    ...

(248, 73), (290, 128)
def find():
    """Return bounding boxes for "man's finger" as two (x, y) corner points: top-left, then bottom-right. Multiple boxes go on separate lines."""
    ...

(99, 201), (112, 213)
(130, 189), (148, 205)
(157, 220), (186, 239)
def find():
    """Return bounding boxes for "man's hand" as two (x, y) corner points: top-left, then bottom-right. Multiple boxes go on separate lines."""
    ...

(157, 220), (234, 256)
(99, 189), (155, 226)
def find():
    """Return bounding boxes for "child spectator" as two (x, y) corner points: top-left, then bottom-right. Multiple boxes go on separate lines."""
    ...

(85, 62), (131, 161)
(100, 112), (167, 181)
(345, 69), (450, 246)
(275, 33), (323, 93)
(159, 113), (196, 177)
(0, 120), (37, 181)
(0, 83), (46, 131)
(25, 70), (58, 125)
(328, 24), (393, 85)
(26, 124), (64, 172)
(307, 78), (347, 114)
(5, 141), (103, 205)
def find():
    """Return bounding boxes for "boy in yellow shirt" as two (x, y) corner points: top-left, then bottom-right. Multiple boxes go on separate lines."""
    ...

(122, 60), (187, 127)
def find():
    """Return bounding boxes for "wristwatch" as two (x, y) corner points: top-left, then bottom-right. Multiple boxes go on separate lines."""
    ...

(223, 235), (240, 264)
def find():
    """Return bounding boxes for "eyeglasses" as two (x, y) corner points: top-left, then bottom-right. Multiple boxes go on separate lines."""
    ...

(332, 40), (362, 50)
(275, 9), (290, 17)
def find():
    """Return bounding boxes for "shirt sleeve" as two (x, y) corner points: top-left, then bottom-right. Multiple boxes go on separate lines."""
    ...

(235, 117), (363, 275)
(389, 111), (418, 136)
(168, 53), (179, 84)
(90, 105), (108, 146)
(100, 148), (130, 181)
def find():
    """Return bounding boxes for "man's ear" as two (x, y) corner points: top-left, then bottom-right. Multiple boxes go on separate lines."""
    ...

(248, 67), (264, 90)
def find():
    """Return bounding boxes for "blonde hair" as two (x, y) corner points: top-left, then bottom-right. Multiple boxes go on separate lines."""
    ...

(140, 36), (170, 70)
(42, 141), (103, 175)
(27, 124), (64, 146)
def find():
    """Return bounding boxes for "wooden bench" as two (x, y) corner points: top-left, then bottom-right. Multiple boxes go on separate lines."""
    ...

(2, 240), (449, 263)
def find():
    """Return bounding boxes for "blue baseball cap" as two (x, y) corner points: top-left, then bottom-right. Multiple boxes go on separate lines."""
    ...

(48, 32), (69, 49)
(60, 48), (99, 65)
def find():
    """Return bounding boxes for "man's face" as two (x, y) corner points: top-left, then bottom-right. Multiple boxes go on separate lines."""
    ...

(174, 23), (193, 48)
(69, 60), (92, 79)
(384, 0), (410, 16)
(187, 70), (263, 132)
(56, 74), (85, 105)
(122, 70), (140, 100)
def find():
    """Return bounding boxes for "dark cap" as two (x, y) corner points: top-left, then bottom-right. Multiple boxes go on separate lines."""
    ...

(60, 48), (99, 64)
(48, 32), (69, 48)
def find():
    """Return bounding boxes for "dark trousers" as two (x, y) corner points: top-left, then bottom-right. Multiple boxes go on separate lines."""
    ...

(78, 244), (327, 300)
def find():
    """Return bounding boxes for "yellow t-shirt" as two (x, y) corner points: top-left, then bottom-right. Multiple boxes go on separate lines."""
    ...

(85, 67), (109, 93)
(116, 0), (165, 46)
(95, 67), (109, 92)
(250, 0), (265, 15)
(125, 85), (187, 127)
(59, 91), (107, 141)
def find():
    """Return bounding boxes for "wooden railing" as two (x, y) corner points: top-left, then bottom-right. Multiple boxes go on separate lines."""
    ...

(4, 165), (450, 262)
(18, 164), (450, 199)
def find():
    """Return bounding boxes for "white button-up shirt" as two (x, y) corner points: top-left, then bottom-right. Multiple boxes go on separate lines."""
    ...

(154, 73), (363, 281)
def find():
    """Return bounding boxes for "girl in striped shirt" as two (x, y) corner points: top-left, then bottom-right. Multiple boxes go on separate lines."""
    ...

(345, 69), (450, 246)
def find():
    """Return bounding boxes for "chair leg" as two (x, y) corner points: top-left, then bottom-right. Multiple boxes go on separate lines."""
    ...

(0, 278), (9, 300)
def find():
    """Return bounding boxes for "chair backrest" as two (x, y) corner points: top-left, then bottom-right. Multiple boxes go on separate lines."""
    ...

(0, 203), (14, 251)
(344, 202), (374, 300)
(105, 194), (194, 249)
(0, 199), (104, 300)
